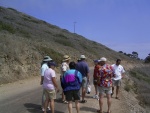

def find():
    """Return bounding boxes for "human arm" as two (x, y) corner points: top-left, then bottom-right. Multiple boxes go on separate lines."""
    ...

(52, 77), (59, 93)
(40, 76), (44, 85)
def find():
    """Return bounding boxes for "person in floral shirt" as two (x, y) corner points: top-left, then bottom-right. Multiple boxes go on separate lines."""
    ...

(97, 57), (114, 113)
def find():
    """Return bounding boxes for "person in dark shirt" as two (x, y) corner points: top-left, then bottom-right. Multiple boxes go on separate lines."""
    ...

(76, 55), (90, 103)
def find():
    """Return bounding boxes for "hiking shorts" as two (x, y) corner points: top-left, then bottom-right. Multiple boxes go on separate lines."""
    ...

(82, 77), (87, 88)
(65, 90), (80, 101)
(113, 79), (121, 86)
(98, 86), (112, 95)
(44, 89), (56, 100)
(93, 78), (98, 85)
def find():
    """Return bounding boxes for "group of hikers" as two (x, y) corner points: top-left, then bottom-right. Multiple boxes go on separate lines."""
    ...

(40, 54), (125, 113)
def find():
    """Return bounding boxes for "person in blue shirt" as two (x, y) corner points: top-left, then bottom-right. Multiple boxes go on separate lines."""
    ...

(61, 61), (82, 113)
(76, 55), (90, 103)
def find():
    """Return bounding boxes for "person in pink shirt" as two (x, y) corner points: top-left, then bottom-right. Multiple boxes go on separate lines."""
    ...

(43, 62), (59, 113)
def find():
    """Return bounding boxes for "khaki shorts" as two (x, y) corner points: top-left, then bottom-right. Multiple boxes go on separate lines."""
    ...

(82, 77), (87, 88)
(44, 89), (56, 100)
(98, 86), (112, 95)
(113, 79), (121, 86)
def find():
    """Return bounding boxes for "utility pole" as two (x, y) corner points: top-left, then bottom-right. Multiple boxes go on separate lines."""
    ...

(74, 22), (76, 33)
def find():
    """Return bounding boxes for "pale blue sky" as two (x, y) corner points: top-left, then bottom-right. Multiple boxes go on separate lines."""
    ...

(1, 0), (150, 59)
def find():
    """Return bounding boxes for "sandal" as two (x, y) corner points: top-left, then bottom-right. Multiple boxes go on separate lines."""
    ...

(63, 100), (68, 104)
(115, 97), (120, 100)
(97, 110), (103, 113)
(80, 100), (87, 103)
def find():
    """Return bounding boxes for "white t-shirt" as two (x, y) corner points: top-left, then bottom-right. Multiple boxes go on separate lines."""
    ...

(43, 68), (56, 90)
(60, 62), (69, 75)
(41, 63), (49, 76)
(111, 64), (125, 80)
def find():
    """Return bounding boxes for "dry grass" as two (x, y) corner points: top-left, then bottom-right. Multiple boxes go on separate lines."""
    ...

(129, 65), (150, 107)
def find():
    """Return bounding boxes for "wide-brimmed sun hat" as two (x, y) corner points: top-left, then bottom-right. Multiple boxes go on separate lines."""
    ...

(43, 56), (52, 62)
(80, 55), (86, 59)
(63, 55), (71, 61)
(99, 57), (107, 62)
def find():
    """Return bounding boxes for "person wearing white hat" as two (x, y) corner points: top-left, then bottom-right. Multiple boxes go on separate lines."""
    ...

(97, 57), (114, 113)
(40, 56), (53, 111)
(76, 55), (90, 103)
(60, 55), (71, 104)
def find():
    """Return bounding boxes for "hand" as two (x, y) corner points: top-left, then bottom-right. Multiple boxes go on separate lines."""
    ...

(56, 88), (60, 93)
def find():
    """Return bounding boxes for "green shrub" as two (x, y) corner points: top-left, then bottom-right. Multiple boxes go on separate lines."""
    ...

(7, 7), (17, 12)
(0, 21), (15, 33)
(124, 79), (133, 92)
(18, 29), (31, 38)
(130, 70), (150, 84)
(37, 46), (63, 64)
(53, 34), (74, 47)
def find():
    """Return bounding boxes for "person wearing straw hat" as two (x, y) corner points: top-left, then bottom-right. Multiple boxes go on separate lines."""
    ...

(40, 56), (53, 111)
(60, 55), (71, 104)
(76, 55), (90, 103)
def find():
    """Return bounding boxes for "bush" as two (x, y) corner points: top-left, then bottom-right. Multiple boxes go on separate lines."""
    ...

(37, 46), (63, 64)
(0, 21), (15, 33)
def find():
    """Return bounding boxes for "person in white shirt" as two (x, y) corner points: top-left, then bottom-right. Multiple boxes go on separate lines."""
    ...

(111, 59), (125, 99)
(60, 55), (70, 104)
(40, 56), (53, 111)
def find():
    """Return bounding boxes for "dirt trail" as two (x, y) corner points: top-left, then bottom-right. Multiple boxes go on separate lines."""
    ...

(0, 75), (146, 113)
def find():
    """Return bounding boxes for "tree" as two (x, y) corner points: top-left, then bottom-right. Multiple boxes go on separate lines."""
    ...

(118, 51), (123, 53)
(145, 53), (150, 63)
(132, 51), (138, 59)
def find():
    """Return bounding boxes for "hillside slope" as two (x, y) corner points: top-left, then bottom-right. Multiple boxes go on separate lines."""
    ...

(0, 6), (142, 84)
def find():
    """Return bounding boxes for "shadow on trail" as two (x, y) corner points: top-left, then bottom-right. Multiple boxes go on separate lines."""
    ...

(54, 98), (63, 103)
(24, 103), (42, 113)
(24, 103), (64, 113)
(80, 106), (97, 112)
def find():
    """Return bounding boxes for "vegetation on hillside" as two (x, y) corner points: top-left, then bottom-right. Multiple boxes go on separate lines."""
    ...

(129, 66), (150, 107)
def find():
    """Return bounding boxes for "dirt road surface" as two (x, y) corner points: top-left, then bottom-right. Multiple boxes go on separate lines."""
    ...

(0, 68), (132, 113)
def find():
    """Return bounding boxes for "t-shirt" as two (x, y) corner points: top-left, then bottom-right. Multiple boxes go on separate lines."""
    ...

(98, 64), (114, 87)
(41, 63), (49, 76)
(76, 61), (89, 78)
(61, 69), (82, 91)
(60, 62), (69, 76)
(43, 68), (56, 90)
(111, 64), (125, 80)
(93, 64), (100, 79)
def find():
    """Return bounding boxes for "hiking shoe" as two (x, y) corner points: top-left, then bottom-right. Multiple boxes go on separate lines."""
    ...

(80, 100), (87, 103)
(47, 107), (50, 110)
(42, 108), (45, 112)
(95, 95), (99, 99)
(92, 95), (96, 98)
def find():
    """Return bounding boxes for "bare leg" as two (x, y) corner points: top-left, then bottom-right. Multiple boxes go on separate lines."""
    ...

(44, 99), (49, 113)
(62, 92), (65, 101)
(116, 86), (120, 98)
(50, 99), (55, 113)
(94, 84), (98, 95)
(99, 93), (104, 112)
(106, 94), (111, 112)
(42, 90), (45, 109)
(75, 100), (80, 113)
(82, 87), (86, 101)
(68, 101), (72, 113)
